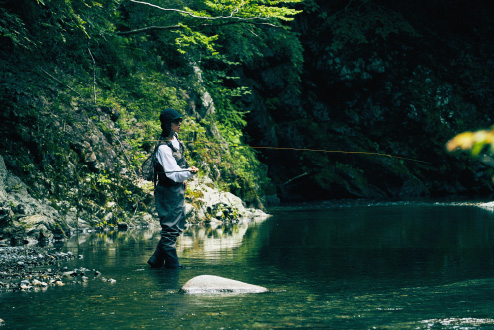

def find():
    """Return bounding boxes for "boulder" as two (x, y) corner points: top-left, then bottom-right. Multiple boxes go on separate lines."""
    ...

(477, 201), (494, 211)
(180, 275), (268, 294)
(186, 176), (271, 223)
(0, 155), (7, 201)
(0, 200), (13, 224)
(14, 214), (57, 242)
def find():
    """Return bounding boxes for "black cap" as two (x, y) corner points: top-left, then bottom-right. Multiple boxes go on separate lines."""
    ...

(159, 108), (183, 123)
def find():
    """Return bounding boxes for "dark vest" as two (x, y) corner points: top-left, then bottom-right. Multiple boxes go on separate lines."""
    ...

(155, 133), (189, 187)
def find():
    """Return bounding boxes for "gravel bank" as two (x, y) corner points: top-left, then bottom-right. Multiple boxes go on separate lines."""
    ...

(0, 246), (107, 293)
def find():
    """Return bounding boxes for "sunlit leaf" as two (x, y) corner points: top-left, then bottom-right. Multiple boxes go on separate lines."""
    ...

(446, 127), (494, 157)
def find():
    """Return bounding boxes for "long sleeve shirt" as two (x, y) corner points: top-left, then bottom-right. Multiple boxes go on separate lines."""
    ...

(155, 136), (193, 183)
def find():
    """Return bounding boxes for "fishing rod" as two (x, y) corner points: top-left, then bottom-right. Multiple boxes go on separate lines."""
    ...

(234, 145), (431, 165)
(145, 139), (432, 165)
(161, 169), (195, 173)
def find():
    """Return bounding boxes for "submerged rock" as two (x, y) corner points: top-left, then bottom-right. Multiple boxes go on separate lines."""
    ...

(180, 275), (268, 294)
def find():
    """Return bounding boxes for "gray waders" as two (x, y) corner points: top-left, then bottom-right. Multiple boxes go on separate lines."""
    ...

(147, 184), (185, 268)
(148, 134), (189, 269)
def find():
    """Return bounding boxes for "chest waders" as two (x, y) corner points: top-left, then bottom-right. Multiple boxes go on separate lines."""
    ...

(148, 134), (189, 269)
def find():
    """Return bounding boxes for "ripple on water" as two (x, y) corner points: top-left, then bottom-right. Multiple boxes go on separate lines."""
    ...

(420, 318), (494, 327)
(269, 198), (493, 212)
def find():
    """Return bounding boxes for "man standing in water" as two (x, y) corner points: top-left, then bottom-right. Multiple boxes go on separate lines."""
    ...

(148, 108), (198, 268)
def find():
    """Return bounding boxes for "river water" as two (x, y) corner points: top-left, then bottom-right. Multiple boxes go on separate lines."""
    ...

(2, 201), (494, 329)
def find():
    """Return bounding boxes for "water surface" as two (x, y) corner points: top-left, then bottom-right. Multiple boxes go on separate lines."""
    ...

(2, 201), (494, 329)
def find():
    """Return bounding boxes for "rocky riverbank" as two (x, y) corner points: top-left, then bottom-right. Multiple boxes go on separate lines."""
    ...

(0, 154), (270, 247)
(0, 246), (115, 293)
(0, 135), (270, 294)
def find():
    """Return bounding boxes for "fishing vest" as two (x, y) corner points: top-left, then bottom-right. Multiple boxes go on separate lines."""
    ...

(155, 133), (189, 187)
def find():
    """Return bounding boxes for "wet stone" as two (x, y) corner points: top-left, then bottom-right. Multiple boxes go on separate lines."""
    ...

(0, 247), (105, 293)
(180, 275), (268, 294)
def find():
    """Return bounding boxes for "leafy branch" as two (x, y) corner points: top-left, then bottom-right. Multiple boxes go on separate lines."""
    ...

(117, 20), (282, 36)
(129, 0), (276, 21)
(129, 0), (301, 21)
(446, 127), (494, 157)
(118, 0), (301, 35)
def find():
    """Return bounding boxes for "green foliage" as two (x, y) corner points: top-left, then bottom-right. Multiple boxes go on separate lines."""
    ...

(320, 2), (420, 51)
(201, 0), (303, 21)
(0, 7), (34, 49)
(447, 127), (494, 157)
(123, 0), (303, 62)
(174, 23), (219, 55)
(0, 0), (306, 230)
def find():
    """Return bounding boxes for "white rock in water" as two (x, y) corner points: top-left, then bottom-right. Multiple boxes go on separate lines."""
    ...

(180, 275), (268, 294)
(478, 201), (494, 210)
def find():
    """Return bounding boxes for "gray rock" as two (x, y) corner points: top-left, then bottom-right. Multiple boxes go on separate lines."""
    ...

(186, 177), (271, 223)
(180, 275), (268, 294)
(0, 155), (7, 201)
(63, 207), (78, 230)
(0, 201), (13, 224)
(0, 156), (64, 242)
(477, 201), (494, 210)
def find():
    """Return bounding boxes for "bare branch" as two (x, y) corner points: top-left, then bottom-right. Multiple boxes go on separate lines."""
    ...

(119, 0), (288, 36)
(329, 0), (355, 18)
(129, 0), (191, 15)
(87, 47), (97, 104)
(117, 25), (181, 35)
(39, 68), (82, 97)
(129, 0), (274, 22)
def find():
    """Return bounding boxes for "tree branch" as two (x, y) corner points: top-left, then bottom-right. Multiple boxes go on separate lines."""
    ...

(117, 20), (282, 36)
(87, 47), (97, 104)
(128, 0), (276, 23)
(118, 0), (289, 36)
(117, 25), (181, 35)
(39, 68), (82, 97)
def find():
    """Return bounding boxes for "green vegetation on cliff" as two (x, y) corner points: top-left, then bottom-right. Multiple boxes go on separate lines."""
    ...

(0, 0), (303, 229)
(1, 0), (494, 237)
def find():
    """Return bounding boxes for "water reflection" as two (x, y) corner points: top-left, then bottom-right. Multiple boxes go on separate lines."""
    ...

(63, 203), (494, 290)
(179, 221), (258, 259)
(258, 204), (494, 292)
(64, 216), (270, 270)
(4, 202), (494, 329)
